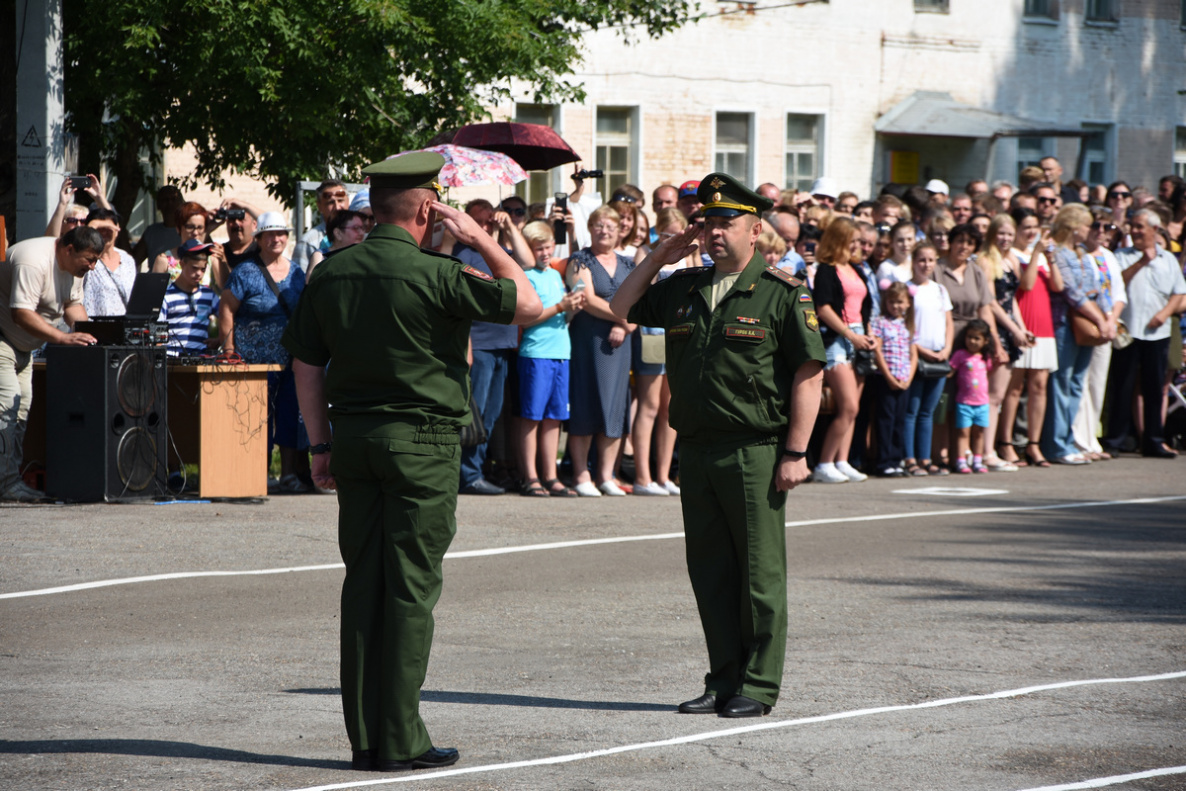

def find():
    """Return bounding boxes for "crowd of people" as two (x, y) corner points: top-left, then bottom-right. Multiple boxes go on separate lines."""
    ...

(2, 157), (1184, 502)
(430, 161), (1186, 494)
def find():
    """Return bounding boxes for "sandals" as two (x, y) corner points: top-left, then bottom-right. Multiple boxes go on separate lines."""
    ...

(1025, 442), (1051, 468)
(922, 460), (949, 476)
(903, 460), (929, 477)
(543, 478), (578, 498)
(520, 478), (551, 498)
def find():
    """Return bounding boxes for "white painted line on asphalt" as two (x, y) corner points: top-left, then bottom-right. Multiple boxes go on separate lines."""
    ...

(3, 495), (1184, 601)
(1010, 765), (1186, 791)
(284, 670), (1186, 791)
(891, 486), (1009, 496)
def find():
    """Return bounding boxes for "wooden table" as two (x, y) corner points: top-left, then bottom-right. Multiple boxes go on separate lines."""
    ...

(166, 364), (282, 498)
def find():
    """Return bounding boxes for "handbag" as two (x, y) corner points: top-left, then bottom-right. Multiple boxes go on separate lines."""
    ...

(917, 357), (953, 379)
(1070, 306), (1108, 347)
(458, 395), (487, 448)
(1112, 319), (1134, 350)
(852, 347), (878, 377)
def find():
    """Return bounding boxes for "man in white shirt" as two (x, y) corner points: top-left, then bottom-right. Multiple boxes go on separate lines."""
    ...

(1104, 209), (1186, 458)
(0, 228), (102, 500)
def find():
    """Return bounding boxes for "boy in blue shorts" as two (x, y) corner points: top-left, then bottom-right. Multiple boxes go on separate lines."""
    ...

(517, 221), (586, 496)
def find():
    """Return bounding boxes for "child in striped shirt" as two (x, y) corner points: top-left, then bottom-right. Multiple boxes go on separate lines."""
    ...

(158, 239), (219, 357)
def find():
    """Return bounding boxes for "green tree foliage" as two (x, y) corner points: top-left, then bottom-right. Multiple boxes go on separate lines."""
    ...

(62, 0), (692, 214)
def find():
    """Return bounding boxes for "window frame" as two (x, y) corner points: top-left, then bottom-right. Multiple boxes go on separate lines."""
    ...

(1022, 0), (1059, 23)
(1173, 127), (1186, 181)
(593, 106), (638, 199)
(513, 103), (561, 205)
(713, 111), (756, 186)
(784, 112), (824, 193)
(1084, 0), (1118, 24)
(913, 0), (949, 13)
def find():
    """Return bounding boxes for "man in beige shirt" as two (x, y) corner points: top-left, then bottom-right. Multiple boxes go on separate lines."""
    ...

(0, 227), (102, 500)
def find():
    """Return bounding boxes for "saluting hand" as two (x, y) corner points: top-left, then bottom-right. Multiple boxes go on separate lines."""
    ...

(643, 223), (699, 269)
(432, 201), (489, 249)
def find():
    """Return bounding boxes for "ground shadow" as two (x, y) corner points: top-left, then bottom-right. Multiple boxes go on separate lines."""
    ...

(0, 739), (343, 769)
(833, 503), (1186, 624)
(285, 688), (671, 712)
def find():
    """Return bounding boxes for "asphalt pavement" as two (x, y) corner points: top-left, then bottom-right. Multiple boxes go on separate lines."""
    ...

(1, 456), (1183, 791)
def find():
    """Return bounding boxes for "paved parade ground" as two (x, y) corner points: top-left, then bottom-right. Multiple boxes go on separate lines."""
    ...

(1, 459), (1184, 791)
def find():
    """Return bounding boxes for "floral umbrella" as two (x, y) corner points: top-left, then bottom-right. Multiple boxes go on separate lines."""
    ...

(389, 144), (527, 188)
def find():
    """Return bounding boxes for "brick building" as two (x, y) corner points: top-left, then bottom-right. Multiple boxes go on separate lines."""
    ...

(498, 0), (1186, 204)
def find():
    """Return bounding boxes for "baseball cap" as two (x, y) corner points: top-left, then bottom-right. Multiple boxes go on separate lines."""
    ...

(679, 180), (701, 198)
(178, 238), (214, 257)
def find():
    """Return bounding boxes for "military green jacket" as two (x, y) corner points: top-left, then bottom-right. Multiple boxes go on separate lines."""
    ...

(281, 224), (517, 436)
(627, 251), (825, 445)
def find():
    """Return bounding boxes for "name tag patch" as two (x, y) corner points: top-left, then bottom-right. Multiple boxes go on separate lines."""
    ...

(725, 326), (765, 341)
(668, 323), (693, 339)
(461, 264), (493, 281)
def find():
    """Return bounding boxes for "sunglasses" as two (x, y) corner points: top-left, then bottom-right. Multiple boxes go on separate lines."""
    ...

(503, 207), (527, 217)
(1091, 221), (1116, 232)
(1109, 192), (1132, 200)
(1037, 197), (1057, 205)
(63, 217), (84, 226)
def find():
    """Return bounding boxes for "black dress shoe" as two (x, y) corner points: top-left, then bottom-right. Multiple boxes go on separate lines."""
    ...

(1142, 444), (1177, 459)
(677, 693), (721, 714)
(460, 478), (505, 495)
(351, 749), (377, 771)
(719, 695), (772, 718)
(377, 746), (460, 771)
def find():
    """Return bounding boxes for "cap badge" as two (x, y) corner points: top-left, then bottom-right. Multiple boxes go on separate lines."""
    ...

(709, 177), (725, 189)
(711, 192), (722, 203)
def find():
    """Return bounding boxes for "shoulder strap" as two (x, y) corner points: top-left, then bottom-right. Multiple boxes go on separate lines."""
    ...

(255, 260), (292, 318)
(763, 265), (805, 288)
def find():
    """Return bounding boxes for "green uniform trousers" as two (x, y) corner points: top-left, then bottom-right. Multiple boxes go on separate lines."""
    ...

(331, 431), (459, 762)
(679, 439), (788, 707)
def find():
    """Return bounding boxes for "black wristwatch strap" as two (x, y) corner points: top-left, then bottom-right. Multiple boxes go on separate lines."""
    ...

(781, 447), (807, 461)
(310, 442), (333, 456)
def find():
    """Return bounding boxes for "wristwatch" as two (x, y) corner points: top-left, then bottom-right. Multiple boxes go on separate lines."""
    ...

(780, 447), (807, 461)
(310, 442), (333, 456)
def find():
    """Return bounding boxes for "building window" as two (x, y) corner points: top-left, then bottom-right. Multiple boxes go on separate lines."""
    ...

(1085, 0), (1117, 22)
(1079, 124), (1112, 185)
(514, 103), (557, 205)
(714, 113), (752, 183)
(1017, 136), (1054, 174)
(595, 107), (634, 198)
(914, 0), (949, 12)
(1023, 0), (1058, 19)
(1180, 0), (1186, 28)
(785, 114), (821, 192)
(1174, 127), (1186, 180)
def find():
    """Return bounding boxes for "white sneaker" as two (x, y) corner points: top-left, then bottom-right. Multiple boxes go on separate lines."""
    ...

(598, 480), (627, 496)
(661, 480), (681, 495)
(574, 481), (602, 497)
(632, 481), (670, 496)
(812, 463), (848, 484)
(834, 460), (868, 482)
(1, 480), (47, 502)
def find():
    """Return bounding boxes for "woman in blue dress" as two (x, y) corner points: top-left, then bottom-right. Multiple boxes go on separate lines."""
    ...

(567, 205), (637, 496)
(219, 211), (309, 492)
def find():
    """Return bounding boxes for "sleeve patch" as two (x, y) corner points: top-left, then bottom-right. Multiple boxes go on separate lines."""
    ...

(461, 264), (494, 281)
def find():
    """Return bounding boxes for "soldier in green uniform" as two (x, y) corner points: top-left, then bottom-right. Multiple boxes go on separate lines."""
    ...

(283, 152), (541, 771)
(611, 173), (826, 718)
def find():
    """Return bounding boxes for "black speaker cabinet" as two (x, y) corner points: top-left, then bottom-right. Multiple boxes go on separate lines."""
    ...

(46, 346), (168, 502)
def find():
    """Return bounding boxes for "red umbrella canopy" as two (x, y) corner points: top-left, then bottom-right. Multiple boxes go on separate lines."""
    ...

(452, 122), (581, 172)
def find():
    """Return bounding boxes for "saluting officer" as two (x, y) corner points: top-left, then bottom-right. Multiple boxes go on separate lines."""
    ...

(611, 173), (826, 718)
(283, 152), (541, 772)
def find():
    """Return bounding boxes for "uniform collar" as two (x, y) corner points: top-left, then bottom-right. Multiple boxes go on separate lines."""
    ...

(696, 250), (765, 308)
(367, 223), (420, 247)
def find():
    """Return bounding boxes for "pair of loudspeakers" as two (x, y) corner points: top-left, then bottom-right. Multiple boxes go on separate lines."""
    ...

(46, 346), (168, 502)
